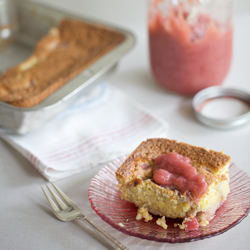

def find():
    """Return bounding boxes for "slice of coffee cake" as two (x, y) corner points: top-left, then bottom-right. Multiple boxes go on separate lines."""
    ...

(116, 138), (231, 230)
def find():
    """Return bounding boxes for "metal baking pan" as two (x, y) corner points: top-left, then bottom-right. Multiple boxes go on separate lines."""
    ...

(0, 0), (135, 134)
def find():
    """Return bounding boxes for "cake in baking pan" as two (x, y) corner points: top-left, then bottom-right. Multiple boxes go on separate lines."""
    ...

(0, 19), (124, 107)
(116, 138), (231, 230)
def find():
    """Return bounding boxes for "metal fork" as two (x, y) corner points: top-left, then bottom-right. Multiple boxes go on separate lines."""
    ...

(42, 183), (129, 250)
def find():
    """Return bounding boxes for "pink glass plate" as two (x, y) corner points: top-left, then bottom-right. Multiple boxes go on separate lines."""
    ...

(88, 156), (250, 243)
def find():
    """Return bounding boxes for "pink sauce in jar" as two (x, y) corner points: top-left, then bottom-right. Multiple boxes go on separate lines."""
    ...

(153, 152), (207, 202)
(149, 1), (233, 95)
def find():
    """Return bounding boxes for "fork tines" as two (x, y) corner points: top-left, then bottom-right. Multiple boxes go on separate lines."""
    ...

(42, 183), (80, 218)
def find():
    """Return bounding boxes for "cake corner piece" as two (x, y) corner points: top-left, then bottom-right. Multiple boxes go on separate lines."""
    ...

(116, 138), (231, 230)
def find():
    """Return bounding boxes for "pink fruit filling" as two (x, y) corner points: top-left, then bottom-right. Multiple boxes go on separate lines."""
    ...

(184, 217), (200, 230)
(153, 152), (207, 202)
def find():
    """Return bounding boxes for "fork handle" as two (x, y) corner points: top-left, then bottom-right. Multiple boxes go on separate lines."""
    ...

(77, 214), (129, 250)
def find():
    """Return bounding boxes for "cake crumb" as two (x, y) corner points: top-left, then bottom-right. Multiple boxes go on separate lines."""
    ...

(136, 207), (153, 222)
(118, 223), (124, 227)
(197, 213), (210, 227)
(156, 216), (168, 229)
(174, 222), (185, 230)
(204, 147), (210, 152)
(174, 218), (191, 230)
(174, 217), (197, 230)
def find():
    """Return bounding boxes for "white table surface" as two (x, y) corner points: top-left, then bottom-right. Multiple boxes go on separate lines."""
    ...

(1, 0), (250, 249)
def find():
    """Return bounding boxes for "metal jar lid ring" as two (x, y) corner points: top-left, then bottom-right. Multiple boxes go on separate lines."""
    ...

(192, 86), (250, 129)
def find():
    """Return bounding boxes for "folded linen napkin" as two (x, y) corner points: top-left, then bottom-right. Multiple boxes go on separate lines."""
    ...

(0, 82), (168, 181)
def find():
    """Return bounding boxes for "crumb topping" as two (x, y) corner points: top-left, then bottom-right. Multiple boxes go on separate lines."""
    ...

(116, 138), (231, 187)
(0, 19), (124, 107)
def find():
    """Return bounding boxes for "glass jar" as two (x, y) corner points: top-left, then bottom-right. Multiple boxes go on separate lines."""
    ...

(148, 0), (233, 95)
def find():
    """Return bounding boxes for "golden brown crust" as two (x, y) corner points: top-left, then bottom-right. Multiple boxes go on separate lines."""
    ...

(0, 19), (124, 107)
(195, 166), (215, 187)
(116, 138), (231, 186)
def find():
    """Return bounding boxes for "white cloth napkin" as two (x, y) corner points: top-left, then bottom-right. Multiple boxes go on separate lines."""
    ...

(0, 82), (168, 181)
